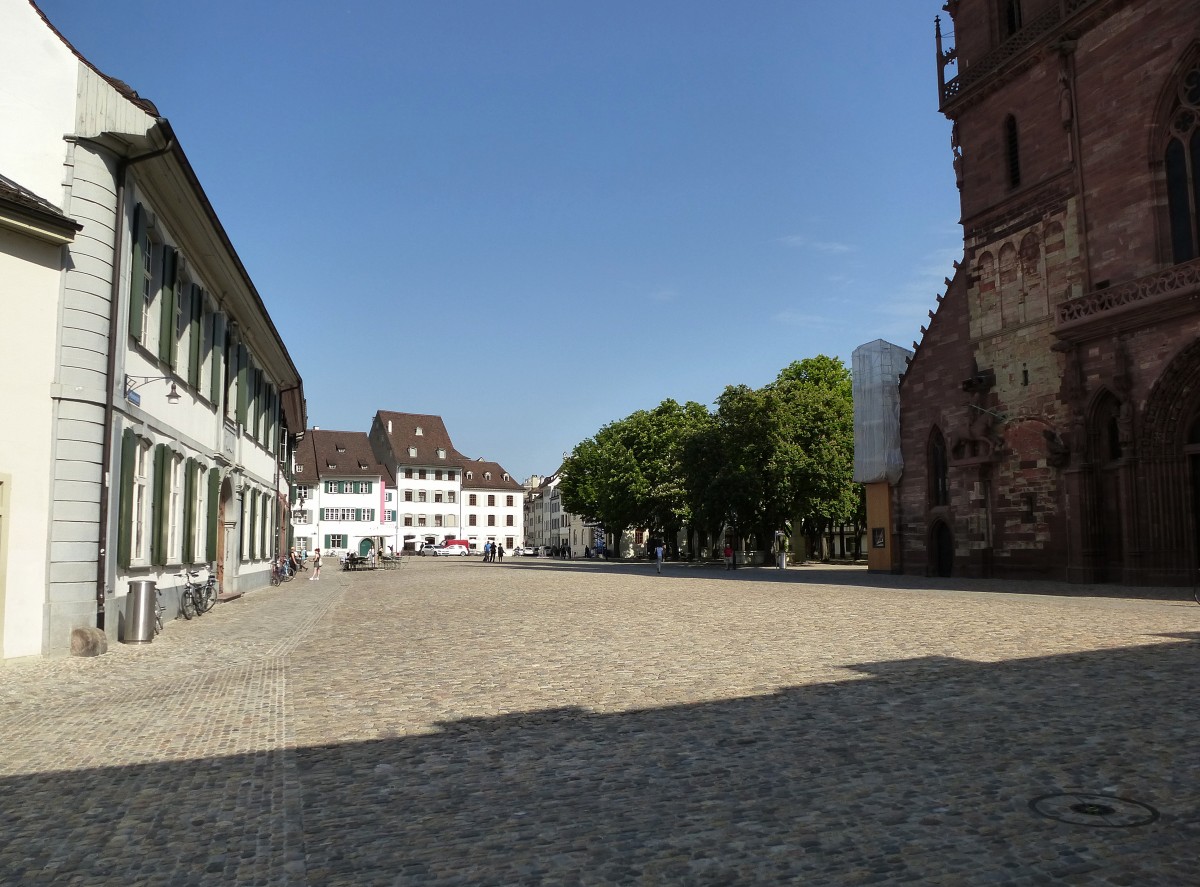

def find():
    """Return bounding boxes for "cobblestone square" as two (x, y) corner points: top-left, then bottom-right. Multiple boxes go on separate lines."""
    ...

(2, 560), (1199, 885)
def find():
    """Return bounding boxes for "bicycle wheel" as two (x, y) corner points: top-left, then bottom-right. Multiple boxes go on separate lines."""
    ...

(201, 584), (217, 613)
(181, 588), (197, 620)
(270, 568), (281, 587)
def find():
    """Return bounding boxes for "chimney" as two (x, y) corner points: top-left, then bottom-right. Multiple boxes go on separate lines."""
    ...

(313, 426), (320, 431)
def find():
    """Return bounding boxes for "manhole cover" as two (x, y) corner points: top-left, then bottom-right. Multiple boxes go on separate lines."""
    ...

(1030, 793), (1159, 828)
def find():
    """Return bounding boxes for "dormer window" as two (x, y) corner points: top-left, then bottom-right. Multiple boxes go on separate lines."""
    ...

(408, 446), (417, 457)
(336, 445), (346, 454)
(502, 473), (510, 482)
(466, 471), (473, 480)
(437, 448), (446, 459)
(415, 427), (424, 436)
(484, 471), (492, 481)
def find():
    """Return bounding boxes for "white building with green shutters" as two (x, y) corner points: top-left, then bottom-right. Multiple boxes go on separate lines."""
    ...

(0, 0), (306, 655)
(291, 430), (396, 560)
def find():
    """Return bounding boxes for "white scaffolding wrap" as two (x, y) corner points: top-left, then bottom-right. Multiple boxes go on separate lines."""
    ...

(852, 339), (912, 485)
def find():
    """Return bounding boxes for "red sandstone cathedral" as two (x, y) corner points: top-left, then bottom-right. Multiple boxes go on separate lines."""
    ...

(881, 0), (1200, 584)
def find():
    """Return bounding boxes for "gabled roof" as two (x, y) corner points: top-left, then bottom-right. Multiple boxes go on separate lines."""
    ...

(28, 1), (160, 116)
(374, 411), (471, 468)
(461, 458), (523, 491)
(27, 2), (307, 432)
(0, 173), (82, 243)
(295, 429), (392, 483)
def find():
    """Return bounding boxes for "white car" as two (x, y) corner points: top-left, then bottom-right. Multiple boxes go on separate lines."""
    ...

(430, 543), (470, 556)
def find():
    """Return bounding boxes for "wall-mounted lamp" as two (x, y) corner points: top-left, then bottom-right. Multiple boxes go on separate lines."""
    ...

(124, 374), (181, 405)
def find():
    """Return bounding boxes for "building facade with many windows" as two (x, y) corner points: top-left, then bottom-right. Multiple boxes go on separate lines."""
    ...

(292, 430), (395, 560)
(0, 0), (306, 655)
(894, 0), (1200, 584)
(368, 410), (523, 552)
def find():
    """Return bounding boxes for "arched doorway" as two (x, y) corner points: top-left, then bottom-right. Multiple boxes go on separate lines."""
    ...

(930, 520), (954, 577)
(217, 477), (238, 595)
(1088, 390), (1126, 582)
(358, 537), (374, 557)
(1137, 339), (1200, 583)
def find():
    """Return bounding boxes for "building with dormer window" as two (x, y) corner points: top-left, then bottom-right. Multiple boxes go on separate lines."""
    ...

(292, 429), (395, 559)
(368, 410), (523, 552)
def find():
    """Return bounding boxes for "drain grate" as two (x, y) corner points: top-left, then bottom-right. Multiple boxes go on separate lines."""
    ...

(1030, 792), (1159, 828)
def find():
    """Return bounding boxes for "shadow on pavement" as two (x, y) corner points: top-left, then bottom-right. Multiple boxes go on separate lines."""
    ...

(3, 634), (1199, 883)
(492, 558), (1198, 602)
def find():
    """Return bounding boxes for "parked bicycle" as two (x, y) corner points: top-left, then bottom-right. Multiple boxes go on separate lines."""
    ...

(177, 566), (218, 619)
(271, 555), (294, 586)
(154, 588), (165, 634)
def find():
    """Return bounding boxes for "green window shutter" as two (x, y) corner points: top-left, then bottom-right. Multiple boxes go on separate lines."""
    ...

(249, 491), (258, 560)
(324, 534), (331, 549)
(267, 387), (277, 452)
(255, 369), (265, 443)
(118, 429), (137, 568)
(188, 285), (203, 388)
(128, 204), (146, 341)
(181, 459), (196, 564)
(151, 444), (168, 566)
(209, 313), (224, 404)
(236, 344), (248, 428)
(158, 249), (178, 364)
(206, 468), (220, 562)
(354, 508), (362, 522)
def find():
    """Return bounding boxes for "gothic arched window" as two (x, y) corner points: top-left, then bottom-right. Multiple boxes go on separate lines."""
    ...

(1166, 60), (1200, 263)
(1003, 0), (1023, 38)
(929, 428), (950, 507)
(1005, 115), (1021, 189)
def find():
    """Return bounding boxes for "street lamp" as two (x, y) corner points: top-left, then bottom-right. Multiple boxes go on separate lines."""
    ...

(124, 374), (180, 404)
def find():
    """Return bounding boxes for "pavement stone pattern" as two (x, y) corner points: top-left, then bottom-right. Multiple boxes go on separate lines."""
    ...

(2, 558), (1199, 885)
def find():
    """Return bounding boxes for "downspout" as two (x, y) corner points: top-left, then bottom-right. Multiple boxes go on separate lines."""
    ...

(94, 120), (175, 626)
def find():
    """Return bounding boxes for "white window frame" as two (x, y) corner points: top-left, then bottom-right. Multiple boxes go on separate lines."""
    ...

(140, 229), (157, 349)
(168, 454), (182, 561)
(132, 440), (150, 565)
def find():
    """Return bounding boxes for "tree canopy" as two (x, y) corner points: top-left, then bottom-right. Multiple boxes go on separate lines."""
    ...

(562, 355), (857, 554)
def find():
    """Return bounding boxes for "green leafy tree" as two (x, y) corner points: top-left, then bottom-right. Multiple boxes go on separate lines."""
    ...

(561, 399), (711, 553)
(683, 355), (856, 557)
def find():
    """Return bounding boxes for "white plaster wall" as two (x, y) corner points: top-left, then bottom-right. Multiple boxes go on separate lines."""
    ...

(0, 229), (63, 657)
(0, 0), (78, 204)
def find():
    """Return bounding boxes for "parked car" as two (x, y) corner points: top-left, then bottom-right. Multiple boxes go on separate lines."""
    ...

(430, 541), (470, 556)
(517, 546), (537, 556)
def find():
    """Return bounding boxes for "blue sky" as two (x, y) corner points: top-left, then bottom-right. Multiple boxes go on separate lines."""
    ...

(38, 0), (960, 482)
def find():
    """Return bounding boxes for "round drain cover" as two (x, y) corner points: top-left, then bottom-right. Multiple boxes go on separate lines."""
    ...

(1030, 793), (1158, 828)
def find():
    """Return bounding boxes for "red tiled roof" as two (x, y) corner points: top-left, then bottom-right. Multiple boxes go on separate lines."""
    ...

(373, 411), (471, 468)
(461, 458), (523, 491)
(295, 429), (391, 481)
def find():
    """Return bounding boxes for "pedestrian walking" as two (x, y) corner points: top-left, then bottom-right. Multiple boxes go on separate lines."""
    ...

(655, 543), (664, 574)
(496, 544), (504, 562)
(310, 549), (322, 580)
(723, 544), (733, 570)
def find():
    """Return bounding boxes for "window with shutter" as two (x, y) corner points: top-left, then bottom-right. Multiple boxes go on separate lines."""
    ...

(206, 468), (220, 562)
(158, 248), (179, 365)
(151, 444), (169, 566)
(118, 429), (137, 568)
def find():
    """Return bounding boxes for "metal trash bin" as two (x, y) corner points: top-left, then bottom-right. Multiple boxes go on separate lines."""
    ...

(123, 580), (157, 644)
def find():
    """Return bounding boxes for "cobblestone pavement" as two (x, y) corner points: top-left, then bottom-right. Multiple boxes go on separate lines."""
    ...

(2, 559), (1200, 885)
